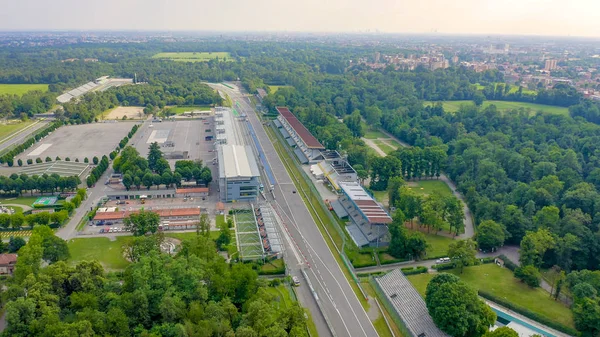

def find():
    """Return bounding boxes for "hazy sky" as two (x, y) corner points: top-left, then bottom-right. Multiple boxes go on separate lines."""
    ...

(2, 0), (599, 37)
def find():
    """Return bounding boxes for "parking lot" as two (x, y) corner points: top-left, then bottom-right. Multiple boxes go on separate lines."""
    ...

(19, 122), (134, 161)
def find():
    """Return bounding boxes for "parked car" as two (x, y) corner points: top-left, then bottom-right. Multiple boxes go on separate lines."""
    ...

(99, 229), (104, 233)
(436, 257), (451, 264)
(292, 276), (301, 287)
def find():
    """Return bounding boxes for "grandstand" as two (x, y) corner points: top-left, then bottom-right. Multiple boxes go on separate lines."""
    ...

(56, 77), (134, 103)
(375, 269), (450, 337)
(274, 107), (325, 164)
(57, 81), (99, 103)
(18, 161), (89, 178)
(338, 181), (392, 247)
(316, 150), (357, 191)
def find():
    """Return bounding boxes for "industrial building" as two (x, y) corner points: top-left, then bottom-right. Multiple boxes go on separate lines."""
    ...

(274, 106), (325, 164)
(214, 107), (240, 145)
(337, 181), (392, 247)
(217, 145), (261, 202)
(92, 207), (201, 225)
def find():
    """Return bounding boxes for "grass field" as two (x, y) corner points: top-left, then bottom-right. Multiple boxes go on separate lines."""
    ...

(166, 105), (212, 114)
(361, 281), (400, 337)
(407, 264), (574, 328)
(411, 230), (455, 258)
(0, 84), (48, 96)
(268, 85), (293, 93)
(0, 121), (35, 141)
(407, 180), (453, 198)
(152, 52), (233, 62)
(67, 236), (132, 270)
(6, 206), (23, 213)
(264, 285), (294, 309)
(0, 196), (39, 207)
(425, 100), (569, 116)
(373, 140), (396, 155)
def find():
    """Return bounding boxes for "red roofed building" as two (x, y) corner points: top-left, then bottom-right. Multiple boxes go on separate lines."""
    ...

(175, 187), (209, 197)
(93, 207), (201, 225)
(275, 107), (325, 164)
(338, 182), (392, 248)
(0, 254), (17, 275)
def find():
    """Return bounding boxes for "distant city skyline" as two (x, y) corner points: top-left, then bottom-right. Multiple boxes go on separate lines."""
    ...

(2, 0), (600, 38)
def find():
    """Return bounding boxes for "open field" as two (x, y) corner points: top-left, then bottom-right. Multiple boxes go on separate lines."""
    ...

(0, 84), (49, 96)
(373, 140), (396, 155)
(0, 121), (35, 142)
(407, 264), (574, 328)
(407, 180), (453, 198)
(67, 236), (132, 270)
(264, 285), (295, 309)
(268, 85), (292, 93)
(425, 100), (569, 116)
(152, 52), (233, 62)
(473, 83), (537, 95)
(0, 196), (39, 207)
(411, 230), (454, 258)
(18, 123), (134, 162)
(104, 106), (144, 120)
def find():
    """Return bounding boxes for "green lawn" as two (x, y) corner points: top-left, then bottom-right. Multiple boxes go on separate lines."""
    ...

(372, 190), (387, 204)
(7, 206), (23, 213)
(152, 52), (233, 62)
(407, 264), (574, 328)
(264, 285), (295, 309)
(361, 281), (398, 337)
(67, 236), (133, 270)
(373, 140), (396, 155)
(0, 84), (48, 96)
(216, 214), (226, 228)
(0, 196), (39, 207)
(167, 105), (212, 114)
(409, 230), (455, 258)
(268, 85), (292, 93)
(425, 100), (568, 116)
(407, 180), (453, 198)
(0, 121), (35, 141)
(364, 130), (388, 139)
(261, 258), (285, 274)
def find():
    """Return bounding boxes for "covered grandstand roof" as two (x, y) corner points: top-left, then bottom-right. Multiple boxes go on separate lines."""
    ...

(339, 182), (392, 224)
(218, 145), (260, 179)
(276, 107), (324, 149)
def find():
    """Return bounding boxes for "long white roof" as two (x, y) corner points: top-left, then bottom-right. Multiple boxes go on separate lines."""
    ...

(218, 145), (260, 179)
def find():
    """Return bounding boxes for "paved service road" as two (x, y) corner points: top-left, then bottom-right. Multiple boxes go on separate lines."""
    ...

(0, 119), (49, 154)
(213, 83), (378, 337)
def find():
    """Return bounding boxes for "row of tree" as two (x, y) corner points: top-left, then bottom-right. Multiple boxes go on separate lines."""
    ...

(0, 210), (69, 229)
(0, 173), (80, 196)
(0, 120), (62, 166)
(85, 155), (109, 187)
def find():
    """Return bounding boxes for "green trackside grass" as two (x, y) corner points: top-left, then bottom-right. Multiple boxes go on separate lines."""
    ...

(0, 121), (35, 141)
(265, 285), (295, 309)
(425, 100), (569, 116)
(265, 125), (371, 310)
(361, 281), (404, 337)
(167, 105), (213, 114)
(304, 309), (319, 337)
(372, 190), (388, 204)
(261, 258), (285, 274)
(407, 180), (453, 198)
(0, 84), (49, 96)
(407, 264), (574, 328)
(268, 85), (293, 93)
(152, 52), (233, 62)
(373, 140), (396, 155)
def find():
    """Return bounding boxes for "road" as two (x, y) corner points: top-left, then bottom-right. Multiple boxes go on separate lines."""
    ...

(213, 83), (378, 337)
(0, 119), (49, 154)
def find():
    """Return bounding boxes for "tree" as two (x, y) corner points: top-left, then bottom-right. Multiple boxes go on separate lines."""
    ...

(17, 158), (22, 167)
(198, 213), (210, 237)
(35, 158), (42, 164)
(200, 167), (213, 186)
(45, 156), (52, 162)
(519, 228), (556, 267)
(514, 265), (541, 287)
(387, 176), (405, 208)
(0, 214), (10, 228)
(426, 273), (496, 337)
(473, 91), (486, 107)
(10, 213), (24, 229)
(123, 210), (160, 236)
(483, 327), (518, 337)
(122, 174), (133, 191)
(448, 239), (477, 273)
(476, 220), (505, 251)
(93, 156), (99, 165)
(572, 297), (600, 336)
(148, 142), (163, 172)
(84, 157), (89, 163)
(142, 172), (154, 190)
(533, 206), (560, 232)
(215, 220), (232, 250)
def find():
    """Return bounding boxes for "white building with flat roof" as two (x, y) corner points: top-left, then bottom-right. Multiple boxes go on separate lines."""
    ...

(217, 145), (261, 202)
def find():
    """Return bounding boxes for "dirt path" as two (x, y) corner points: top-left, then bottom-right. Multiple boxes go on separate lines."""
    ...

(362, 138), (386, 156)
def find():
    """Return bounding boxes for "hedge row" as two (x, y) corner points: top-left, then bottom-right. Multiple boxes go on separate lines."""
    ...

(0, 121), (63, 165)
(498, 254), (518, 271)
(432, 263), (454, 270)
(401, 266), (428, 275)
(86, 155), (109, 187)
(478, 290), (580, 336)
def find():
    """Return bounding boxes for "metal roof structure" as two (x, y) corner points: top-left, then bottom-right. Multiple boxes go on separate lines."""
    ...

(218, 145), (260, 180)
(339, 182), (392, 224)
(276, 107), (324, 149)
(376, 269), (450, 337)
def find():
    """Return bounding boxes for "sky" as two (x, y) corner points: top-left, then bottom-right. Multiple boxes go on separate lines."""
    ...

(1, 0), (599, 37)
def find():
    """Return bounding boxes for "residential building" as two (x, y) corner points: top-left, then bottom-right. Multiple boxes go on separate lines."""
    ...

(0, 254), (17, 275)
(545, 59), (558, 71)
(217, 145), (261, 202)
(175, 187), (209, 198)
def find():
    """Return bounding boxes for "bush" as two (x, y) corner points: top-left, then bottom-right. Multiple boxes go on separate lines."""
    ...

(35, 158), (42, 164)
(432, 263), (455, 270)
(498, 254), (518, 271)
(27, 159), (33, 165)
(478, 290), (580, 336)
(401, 266), (428, 275)
(514, 265), (541, 288)
(356, 271), (386, 278)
